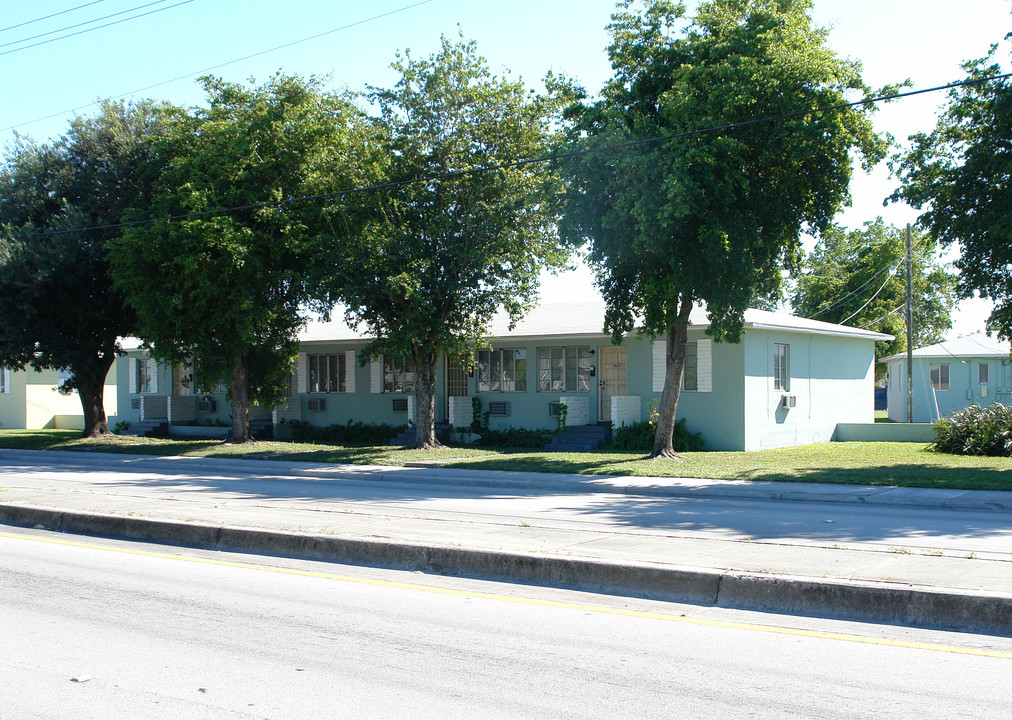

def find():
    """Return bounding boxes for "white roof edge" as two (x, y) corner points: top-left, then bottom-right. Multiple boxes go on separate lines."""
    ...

(744, 321), (892, 342)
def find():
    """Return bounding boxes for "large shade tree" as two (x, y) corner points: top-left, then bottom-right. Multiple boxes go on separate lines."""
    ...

(890, 44), (1012, 340)
(0, 101), (172, 436)
(560, 0), (888, 457)
(793, 220), (957, 366)
(110, 74), (376, 443)
(321, 36), (569, 449)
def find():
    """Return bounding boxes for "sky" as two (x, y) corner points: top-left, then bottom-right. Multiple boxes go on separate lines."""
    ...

(3, 0), (1010, 339)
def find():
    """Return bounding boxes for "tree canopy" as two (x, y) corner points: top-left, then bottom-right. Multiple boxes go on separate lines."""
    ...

(560, 0), (887, 457)
(109, 73), (376, 443)
(890, 44), (1012, 341)
(792, 220), (957, 365)
(0, 100), (171, 436)
(321, 35), (570, 449)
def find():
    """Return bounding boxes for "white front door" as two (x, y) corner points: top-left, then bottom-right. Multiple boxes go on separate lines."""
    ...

(598, 346), (627, 422)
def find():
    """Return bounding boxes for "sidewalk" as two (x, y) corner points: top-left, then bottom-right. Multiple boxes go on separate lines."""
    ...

(1, 448), (1010, 635)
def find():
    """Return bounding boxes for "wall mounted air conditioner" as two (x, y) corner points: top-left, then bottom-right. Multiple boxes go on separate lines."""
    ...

(130, 398), (141, 410)
(548, 401), (561, 417)
(307, 398), (326, 412)
(392, 398), (409, 413)
(197, 397), (216, 413)
(488, 401), (510, 417)
(781, 394), (797, 409)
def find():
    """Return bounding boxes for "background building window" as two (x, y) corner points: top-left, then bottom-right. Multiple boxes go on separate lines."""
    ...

(383, 356), (415, 393)
(309, 353), (346, 393)
(930, 363), (949, 390)
(681, 342), (698, 392)
(134, 359), (151, 393)
(477, 348), (527, 392)
(773, 343), (790, 391)
(537, 346), (590, 392)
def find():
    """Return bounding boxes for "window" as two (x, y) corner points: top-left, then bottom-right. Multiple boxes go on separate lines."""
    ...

(0, 367), (9, 394)
(309, 353), (347, 393)
(134, 359), (151, 393)
(681, 342), (698, 392)
(979, 363), (989, 384)
(773, 344), (790, 391)
(537, 346), (591, 392)
(383, 356), (415, 393)
(930, 363), (949, 390)
(477, 348), (527, 392)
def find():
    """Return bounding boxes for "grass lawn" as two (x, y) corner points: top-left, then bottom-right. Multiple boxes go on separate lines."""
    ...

(0, 429), (1008, 491)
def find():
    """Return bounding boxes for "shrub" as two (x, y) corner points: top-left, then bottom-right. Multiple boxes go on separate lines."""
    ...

(600, 419), (705, 453)
(284, 419), (407, 445)
(475, 426), (556, 449)
(933, 403), (1012, 457)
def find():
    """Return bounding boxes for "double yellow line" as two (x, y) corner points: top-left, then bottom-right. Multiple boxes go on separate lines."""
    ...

(4, 529), (1010, 660)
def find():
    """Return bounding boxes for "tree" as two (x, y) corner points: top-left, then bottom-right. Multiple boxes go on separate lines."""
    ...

(0, 101), (172, 436)
(890, 44), (1012, 341)
(793, 220), (957, 366)
(322, 36), (569, 449)
(560, 0), (887, 457)
(109, 74), (375, 443)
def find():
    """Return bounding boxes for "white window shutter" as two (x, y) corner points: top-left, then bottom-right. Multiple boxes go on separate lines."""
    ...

(652, 341), (666, 393)
(147, 358), (158, 394)
(370, 359), (382, 393)
(697, 339), (712, 393)
(296, 353), (307, 393)
(345, 350), (356, 393)
(128, 359), (137, 394)
(2, 367), (10, 394)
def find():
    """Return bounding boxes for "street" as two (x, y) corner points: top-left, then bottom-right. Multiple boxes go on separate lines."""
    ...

(3, 529), (1010, 719)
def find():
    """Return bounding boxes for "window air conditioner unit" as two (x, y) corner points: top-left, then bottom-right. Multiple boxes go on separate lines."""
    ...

(548, 401), (561, 417)
(781, 394), (797, 409)
(197, 397), (216, 413)
(392, 398), (409, 413)
(488, 401), (510, 417)
(307, 398), (326, 412)
(130, 398), (141, 410)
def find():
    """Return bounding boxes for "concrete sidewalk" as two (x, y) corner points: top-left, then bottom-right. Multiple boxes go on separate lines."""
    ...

(1, 448), (1011, 635)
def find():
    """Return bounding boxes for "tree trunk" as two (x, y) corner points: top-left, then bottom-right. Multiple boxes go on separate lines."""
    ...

(412, 350), (441, 450)
(77, 354), (115, 438)
(227, 354), (252, 444)
(651, 298), (694, 459)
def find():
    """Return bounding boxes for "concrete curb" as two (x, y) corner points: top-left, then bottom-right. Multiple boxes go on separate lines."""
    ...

(3, 502), (1010, 637)
(5, 448), (1012, 513)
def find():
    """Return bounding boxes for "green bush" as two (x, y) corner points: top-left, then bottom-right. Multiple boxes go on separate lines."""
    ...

(284, 419), (407, 445)
(600, 419), (705, 453)
(933, 403), (1012, 457)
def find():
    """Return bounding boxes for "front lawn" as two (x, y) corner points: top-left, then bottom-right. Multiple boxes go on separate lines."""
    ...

(0, 430), (1007, 491)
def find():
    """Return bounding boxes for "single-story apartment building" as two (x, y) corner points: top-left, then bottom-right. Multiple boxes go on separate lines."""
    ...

(883, 334), (1012, 423)
(0, 364), (117, 431)
(115, 302), (888, 451)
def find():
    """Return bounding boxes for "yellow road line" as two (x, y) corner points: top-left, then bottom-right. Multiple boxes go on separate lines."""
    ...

(4, 529), (1011, 660)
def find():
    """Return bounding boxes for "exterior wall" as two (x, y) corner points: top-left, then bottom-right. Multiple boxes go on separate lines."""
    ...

(117, 351), (230, 427)
(743, 330), (876, 451)
(0, 364), (117, 430)
(887, 356), (1012, 423)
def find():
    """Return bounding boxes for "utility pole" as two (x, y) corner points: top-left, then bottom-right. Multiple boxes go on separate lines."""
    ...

(906, 223), (913, 423)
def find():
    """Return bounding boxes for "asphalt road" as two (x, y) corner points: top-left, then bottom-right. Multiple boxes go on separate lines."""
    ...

(3, 530), (1011, 720)
(3, 456), (1011, 557)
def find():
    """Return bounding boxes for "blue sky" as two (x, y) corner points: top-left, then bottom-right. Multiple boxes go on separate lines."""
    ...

(3, 0), (1009, 337)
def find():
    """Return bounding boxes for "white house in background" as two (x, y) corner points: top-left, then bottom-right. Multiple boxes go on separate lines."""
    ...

(883, 334), (1012, 423)
(0, 364), (117, 430)
(114, 302), (888, 451)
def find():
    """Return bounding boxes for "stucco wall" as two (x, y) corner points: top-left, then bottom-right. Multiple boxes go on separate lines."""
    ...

(0, 369), (27, 429)
(743, 330), (876, 451)
(1, 365), (116, 430)
(886, 356), (1012, 423)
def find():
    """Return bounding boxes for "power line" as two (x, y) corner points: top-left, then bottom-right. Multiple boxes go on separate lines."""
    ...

(805, 262), (896, 320)
(841, 267), (899, 324)
(0, 1), (109, 34)
(858, 303), (905, 329)
(1, 0), (170, 50)
(21, 70), (1012, 240)
(2, 0), (436, 134)
(0, 0), (194, 58)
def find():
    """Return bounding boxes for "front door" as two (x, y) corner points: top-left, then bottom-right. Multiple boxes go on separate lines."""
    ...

(598, 346), (627, 422)
(444, 357), (469, 421)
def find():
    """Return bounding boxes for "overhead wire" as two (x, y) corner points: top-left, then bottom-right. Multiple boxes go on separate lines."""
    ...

(841, 266), (900, 324)
(2, 0), (436, 134)
(0, 0), (172, 49)
(18, 70), (1012, 241)
(0, 0), (194, 58)
(804, 262), (897, 320)
(0, 0), (109, 34)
